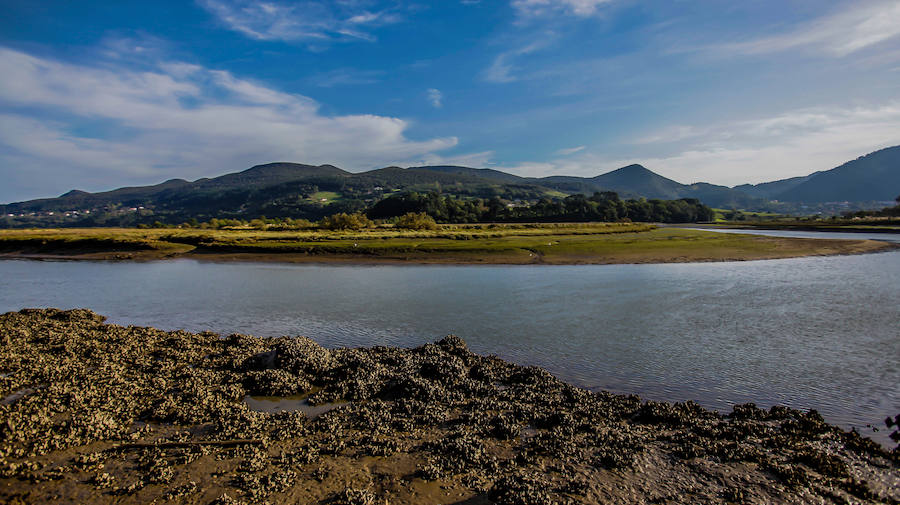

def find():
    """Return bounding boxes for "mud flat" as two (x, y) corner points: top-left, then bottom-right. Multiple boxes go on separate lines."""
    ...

(1, 309), (897, 505)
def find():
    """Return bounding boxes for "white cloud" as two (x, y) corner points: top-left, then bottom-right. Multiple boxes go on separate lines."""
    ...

(555, 145), (585, 155)
(0, 47), (457, 201)
(197, 0), (402, 43)
(512, 0), (612, 18)
(725, 1), (900, 57)
(501, 102), (900, 186)
(427, 88), (443, 108)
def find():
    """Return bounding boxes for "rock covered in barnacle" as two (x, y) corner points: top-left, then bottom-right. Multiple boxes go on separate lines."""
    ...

(272, 336), (335, 377)
(0, 308), (898, 505)
(243, 369), (310, 397)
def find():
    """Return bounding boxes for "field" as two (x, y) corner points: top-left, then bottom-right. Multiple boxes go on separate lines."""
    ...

(0, 223), (893, 264)
(305, 191), (343, 203)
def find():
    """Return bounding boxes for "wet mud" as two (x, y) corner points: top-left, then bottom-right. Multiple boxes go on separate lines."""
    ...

(0, 309), (897, 504)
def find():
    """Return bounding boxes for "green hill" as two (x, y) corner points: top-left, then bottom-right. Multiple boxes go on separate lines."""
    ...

(2, 145), (898, 227)
(773, 146), (900, 203)
(732, 146), (900, 204)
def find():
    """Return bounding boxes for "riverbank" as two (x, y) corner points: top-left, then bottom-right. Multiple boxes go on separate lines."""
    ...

(1, 309), (897, 504)
(0, 225), (895, 265)
(687, 222), (900, 234)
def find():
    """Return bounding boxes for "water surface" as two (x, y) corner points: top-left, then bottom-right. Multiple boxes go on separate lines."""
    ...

(1, 231), (898, 445)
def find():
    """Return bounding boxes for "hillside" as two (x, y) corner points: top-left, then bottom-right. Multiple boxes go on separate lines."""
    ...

(534, 165), (763, 209)
(2, 145), (898, 227)
(733, 175), (811, 199)
(734, 146), (900, 203)
(0, 161), (757, 227)
(0, 162), (562, 227)
(773, 146), (900, 203)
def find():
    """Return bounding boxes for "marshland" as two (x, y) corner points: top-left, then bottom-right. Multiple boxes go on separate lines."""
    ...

(0, 224), (893, 264)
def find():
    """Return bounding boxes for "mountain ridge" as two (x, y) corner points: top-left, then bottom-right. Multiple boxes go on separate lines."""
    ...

(2, 146), (897, 227)
(732, 145), (900, 203)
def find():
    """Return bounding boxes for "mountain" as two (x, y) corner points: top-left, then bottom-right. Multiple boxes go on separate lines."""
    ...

(733, 175), (811, 199)
(0, 162), (767, 226)
(190, 162), (350, 190)
(0, 162), (560, 226)
(592, 164), (685, 199)
(772, 146), (900, 203)
(406, 165), (527, 184)
(733, 146), (900, 203)
(3, 145), (898, 227)
(532, 165), (763, 209)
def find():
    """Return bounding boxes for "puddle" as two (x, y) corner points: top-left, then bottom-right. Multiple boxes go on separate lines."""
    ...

(2, 387), (36, 405)
(244, 394), (348, 418)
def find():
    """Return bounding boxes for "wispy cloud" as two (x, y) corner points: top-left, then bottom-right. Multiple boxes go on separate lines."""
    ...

(555, 145), (585, 155)
(483, 39), (552, 83)
(0, 47), (457, 201)
(197, 0), (402, 43)
(512, 0), (612, 18)
(723, 1), (900, 57)
(308, 68), (383, 87)
(403, 150), (495, 168)
(427, 88), (443, 108)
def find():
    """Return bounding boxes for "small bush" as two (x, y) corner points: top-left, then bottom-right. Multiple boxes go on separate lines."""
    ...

(319, 212), (373, 231)
(395, 212), (437, 230)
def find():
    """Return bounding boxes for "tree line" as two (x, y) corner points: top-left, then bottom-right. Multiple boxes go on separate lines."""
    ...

(367, 191), (715, 223)
(1, 190), (714, 229)
(843, 195), (900, 219)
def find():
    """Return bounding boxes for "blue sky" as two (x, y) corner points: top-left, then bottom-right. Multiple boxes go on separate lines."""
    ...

(1, 0), (899, 202)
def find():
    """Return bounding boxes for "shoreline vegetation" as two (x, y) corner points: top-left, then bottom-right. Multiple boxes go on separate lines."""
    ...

(1, 309), (897, 504)
(0, 224), (895, 265)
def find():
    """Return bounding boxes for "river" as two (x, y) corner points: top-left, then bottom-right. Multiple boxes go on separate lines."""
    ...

(1, 228), (898, 446)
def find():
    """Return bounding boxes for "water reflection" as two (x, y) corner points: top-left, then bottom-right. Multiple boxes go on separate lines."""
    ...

(1, 240), (898, 446)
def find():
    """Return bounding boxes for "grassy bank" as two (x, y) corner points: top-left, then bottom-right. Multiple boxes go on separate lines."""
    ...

(0, 223), (894, 264)
(1, 309), (896, 504)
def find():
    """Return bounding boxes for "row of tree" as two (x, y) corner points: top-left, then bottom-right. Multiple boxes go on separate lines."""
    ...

(368, 191), (715, 223)
(2, 190), (714, 229)
(843, 195), (900, 218)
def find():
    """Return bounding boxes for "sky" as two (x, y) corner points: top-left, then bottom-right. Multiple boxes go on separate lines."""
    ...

(1, 0), (899, 203)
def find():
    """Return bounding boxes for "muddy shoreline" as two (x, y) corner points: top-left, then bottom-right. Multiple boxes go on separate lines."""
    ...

(1, 236), (895, 266)
(1, 309), (898, 504)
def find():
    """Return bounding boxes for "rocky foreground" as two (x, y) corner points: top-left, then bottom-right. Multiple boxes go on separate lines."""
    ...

(0, 309), (897, 505)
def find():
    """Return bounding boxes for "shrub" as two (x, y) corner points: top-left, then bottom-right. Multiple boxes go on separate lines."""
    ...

(395, 212), (437, 230)
(319, 212), (373, 231)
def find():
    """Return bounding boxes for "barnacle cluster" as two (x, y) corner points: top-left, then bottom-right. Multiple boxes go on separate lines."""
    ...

(0, 309), (897, 504)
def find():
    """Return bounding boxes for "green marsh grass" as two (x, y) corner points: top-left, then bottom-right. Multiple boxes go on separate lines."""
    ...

(0, 223), (890, 263)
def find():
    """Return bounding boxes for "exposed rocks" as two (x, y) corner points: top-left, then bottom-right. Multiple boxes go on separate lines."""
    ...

(1, 308), (898, 505)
